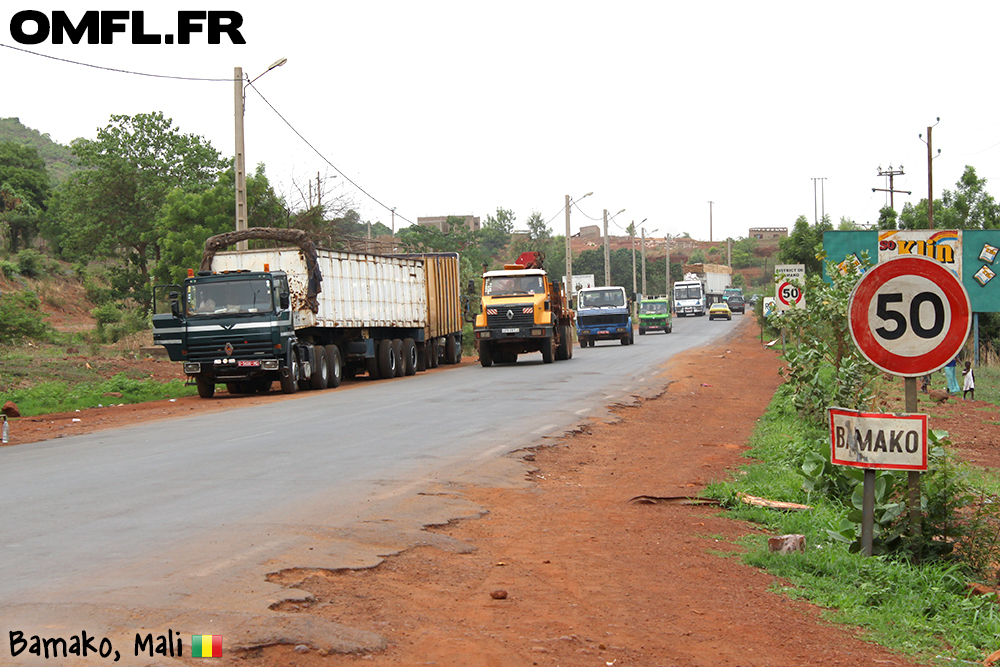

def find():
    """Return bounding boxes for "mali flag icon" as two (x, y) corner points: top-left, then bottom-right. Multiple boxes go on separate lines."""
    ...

(191, 635), (222, 657)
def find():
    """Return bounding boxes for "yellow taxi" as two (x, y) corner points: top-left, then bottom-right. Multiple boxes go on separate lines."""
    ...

(708, 301), (732, 321)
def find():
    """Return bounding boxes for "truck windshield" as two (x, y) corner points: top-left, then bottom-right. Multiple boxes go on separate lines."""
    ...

(674, 285), (702, 301)
(187, 279), (274, 316)
(579, 289), (625, 308)
(485, 275), (543, 296)
(640, 302), (668, 314)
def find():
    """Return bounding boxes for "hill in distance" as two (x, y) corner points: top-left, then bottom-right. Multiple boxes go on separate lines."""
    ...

(0, 117), (81, 185)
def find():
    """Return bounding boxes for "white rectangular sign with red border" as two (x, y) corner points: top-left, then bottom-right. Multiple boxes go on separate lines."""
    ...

(829, 407), (928, 471)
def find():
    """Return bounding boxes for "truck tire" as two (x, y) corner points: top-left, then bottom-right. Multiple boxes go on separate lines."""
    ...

(378, 338), (397, 378)
(639, 328), (646, 335)
(541, 337), (554, 364)
(402, 338), (417, 376)
(196, 376), (215, 399)
(310, 345), (329, 390)
(621, 334), (629, 346)
(479, 340), (493, 367)
(392, 339), (405, 378)
(416, 343), (427, 372)
(556, 326), (569, 361)
(426, 338), (439, 369)
(325, 344), (342, 388)
(444, 334), (460, 365)
(280, 351), (298, 394)
(366, 353), (381, 380)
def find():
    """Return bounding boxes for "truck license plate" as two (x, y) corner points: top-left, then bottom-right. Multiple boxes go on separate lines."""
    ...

(598, 330), (609, 335)
(502, 328), (519, 334)
(237, 360), (260, 367)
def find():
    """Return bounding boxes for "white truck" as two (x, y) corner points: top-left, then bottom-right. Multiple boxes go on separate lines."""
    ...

(153, 228), (463, 398)
(673, 263), (733, 316)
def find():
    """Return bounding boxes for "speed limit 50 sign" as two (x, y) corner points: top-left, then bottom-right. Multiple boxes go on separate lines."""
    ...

(775, 264), (806, 311)
(849, 256), (971, 377)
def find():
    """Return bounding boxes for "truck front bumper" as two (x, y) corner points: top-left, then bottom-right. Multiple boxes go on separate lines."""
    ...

(578, 326), (630, 341)
(475, 325), (553, 341)
(184, 358), (281, 379)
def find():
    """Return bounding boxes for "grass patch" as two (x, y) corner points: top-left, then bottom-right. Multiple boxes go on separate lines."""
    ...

(707, 385), (1000, 663)
(1, 373), (194, 417)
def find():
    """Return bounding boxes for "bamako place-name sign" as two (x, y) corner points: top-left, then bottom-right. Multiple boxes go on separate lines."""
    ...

(829, 407), (928, 471)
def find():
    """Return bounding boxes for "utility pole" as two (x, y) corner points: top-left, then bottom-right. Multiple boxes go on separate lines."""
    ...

(707, 201), (714, 242)
(603, 209), (610, 286)
(234, 66), (247, 250)
(565, 194), (572, 304)
(919, 119), (941, 229)
(641, 228), (647, 296)
(665, 234), (671, 296)
(630, 223), (637, 299)
(872, 165), (911, 211)
(811, 178), (826, 224)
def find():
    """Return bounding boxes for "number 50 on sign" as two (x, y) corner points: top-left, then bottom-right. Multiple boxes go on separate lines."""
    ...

(848, 256), (971, 377)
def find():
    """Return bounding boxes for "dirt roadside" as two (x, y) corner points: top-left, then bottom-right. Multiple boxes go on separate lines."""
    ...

(193, 320), (937, 667)
(12, 319), (999, 665)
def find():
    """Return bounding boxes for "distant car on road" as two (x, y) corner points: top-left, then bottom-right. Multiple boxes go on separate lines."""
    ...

(708, 302), (732, 321)
(726, 295), (746, 314)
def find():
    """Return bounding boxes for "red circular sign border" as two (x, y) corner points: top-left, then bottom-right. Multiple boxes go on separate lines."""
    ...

(849, 256), (970, 376)
(777, 281), (802, 307)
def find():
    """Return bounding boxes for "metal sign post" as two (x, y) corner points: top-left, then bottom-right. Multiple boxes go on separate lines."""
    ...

(846, 256), (971, 555)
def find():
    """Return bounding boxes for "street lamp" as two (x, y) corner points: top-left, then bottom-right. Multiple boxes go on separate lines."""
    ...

(603, 208), (625, 286)
(641, 225), (657, 297)
(630, 217), (646, 300)
(235, 57), (287, 249)
(565, 191), (593, 306)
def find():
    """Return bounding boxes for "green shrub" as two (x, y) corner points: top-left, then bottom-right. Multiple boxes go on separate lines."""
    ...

(0, 290), (52, 343)
(15, 248), (45, 277)
(0, 259), (18, 278)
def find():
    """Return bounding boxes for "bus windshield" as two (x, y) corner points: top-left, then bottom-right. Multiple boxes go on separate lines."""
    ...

(674, 285), (703, 301)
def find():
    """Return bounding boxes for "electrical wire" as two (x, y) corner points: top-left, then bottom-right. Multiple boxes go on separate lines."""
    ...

(246, 81), (412, 225)
(1, 42), (234, 81)
(5, 41), (412, 224)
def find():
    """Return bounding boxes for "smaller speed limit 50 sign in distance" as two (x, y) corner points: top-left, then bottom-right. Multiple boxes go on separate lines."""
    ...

(848, 256), (971, 377)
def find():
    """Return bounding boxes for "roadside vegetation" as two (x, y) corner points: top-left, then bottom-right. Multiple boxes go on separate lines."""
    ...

(711, 252), (1000, 664)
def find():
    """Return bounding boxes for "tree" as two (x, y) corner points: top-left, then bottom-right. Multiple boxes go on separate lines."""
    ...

(481, 207), (515, 257)
(57, 112), (223, 302)
(778, 214), (832, 274)
(526, 211), (550, 241)
(0, 142), (50, 251)
(877, 205), (898, 230)
(837, 216), (860, 231)
(941, 165), (999, 229)
(153, 164), (285, 285)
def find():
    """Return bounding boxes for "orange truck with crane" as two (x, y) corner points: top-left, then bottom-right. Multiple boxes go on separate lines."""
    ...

(473, 251), (575, 366)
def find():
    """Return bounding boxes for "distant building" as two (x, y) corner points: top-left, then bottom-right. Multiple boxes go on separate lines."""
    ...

(749, 227), (788, 242)
(579, 225), (602, 240)
(417, 215), (480, 233)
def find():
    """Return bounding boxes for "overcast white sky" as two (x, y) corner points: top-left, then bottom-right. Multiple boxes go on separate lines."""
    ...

(4, 1), (1000, 242)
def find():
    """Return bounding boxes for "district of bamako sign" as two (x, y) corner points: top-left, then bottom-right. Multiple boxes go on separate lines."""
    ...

(829, 407), (928, 471)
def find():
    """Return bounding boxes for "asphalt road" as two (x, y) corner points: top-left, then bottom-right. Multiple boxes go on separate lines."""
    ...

(0, 313), (746, 659)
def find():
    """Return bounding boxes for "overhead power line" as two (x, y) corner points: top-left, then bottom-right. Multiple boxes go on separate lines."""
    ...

(4, 41), (411, 224)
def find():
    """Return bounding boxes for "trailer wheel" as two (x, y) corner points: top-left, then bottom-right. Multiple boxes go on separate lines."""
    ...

(378, 339), (397, 378)
(392, 339), (405, 378)
(310, 345), (329, 390)
(444, 334), (460, 365)
(427, 338), (440, 368)
(541, 337), (554, 364)
(196, 376), (215, 399)
(280, 351), (299, 394)
(325, 345), (342, 388)
(366, 352), (381, 380)
(479, 340), (493, 367)
(402, 338), (417, 376)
